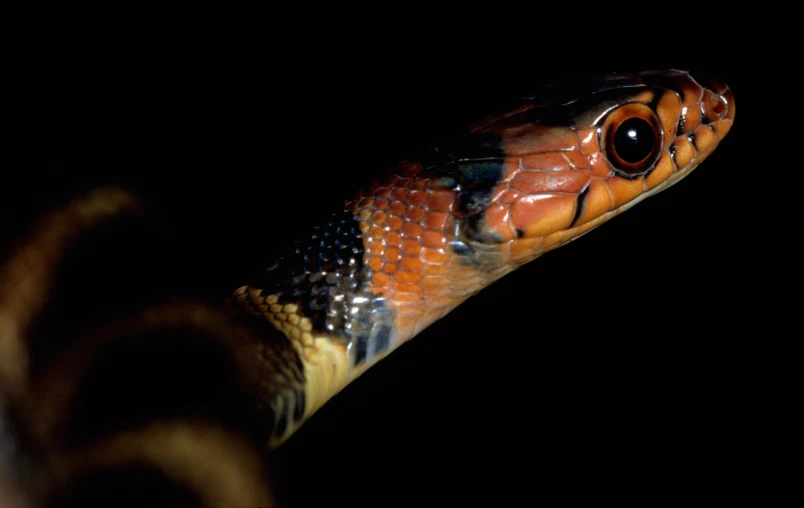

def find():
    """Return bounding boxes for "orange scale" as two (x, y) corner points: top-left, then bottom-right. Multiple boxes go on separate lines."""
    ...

(671, 136), (696, 170)
(572, 178), (613, 226)
(588, 152), (612, 177)
(400, 256), (424, 271)
(368, 225), (386, 240)
(422, 211), (449, 230)
(371, 211), (388, 224)
(691, 125), (717, 155)
(426, 191), (454, 212)
(423, 263), (448, 276)
(391, 188), (410, 201)
(395, 282), (421, 294)
(421, 230), (445, 248)
(408, 190), (427, 206)
(482, 203), (515, 243)
(372, 272), (392, 287)
(519, 152), (571, 172)
(606, 176), (645, 209)
(386, 231), (402, 246)
(576, 128), (598, 155)
(405, 207), (426, 221)
(387, 215), (404, 231)
(396, 270), (421, 283)
(421, 247), (448, 263)
(680, 104), (702, 133)
(402, 239), (423, 255)
(655, 91), (682, 143)
(563, 150), (590, 169)
(367, 256), (384, 271)
(402, 222), (423, 238)
(509, 170), (590, 194)
(498, 189), (519, 205)
(645, 152), (675, 190)
(385, 247), (401, 263)
(389, 200), (407, 215)
(510, 194), (576, 237)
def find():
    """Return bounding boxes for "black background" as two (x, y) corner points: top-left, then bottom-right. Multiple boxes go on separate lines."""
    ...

(4, 2), (799, 505)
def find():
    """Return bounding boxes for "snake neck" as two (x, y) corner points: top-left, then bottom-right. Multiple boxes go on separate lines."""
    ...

(230, 159), (540, 447)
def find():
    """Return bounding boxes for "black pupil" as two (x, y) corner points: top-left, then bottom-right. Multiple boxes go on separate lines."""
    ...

(613, 117), (655, 164)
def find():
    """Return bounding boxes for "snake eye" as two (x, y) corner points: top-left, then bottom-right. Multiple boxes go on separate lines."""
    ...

(602, 103), (663, 177)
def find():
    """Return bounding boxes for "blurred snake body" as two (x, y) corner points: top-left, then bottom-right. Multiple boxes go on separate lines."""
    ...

(0, 70), (734, 505)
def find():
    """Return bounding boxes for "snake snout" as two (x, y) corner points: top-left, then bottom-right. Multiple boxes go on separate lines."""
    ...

(689, 71), (736, 125)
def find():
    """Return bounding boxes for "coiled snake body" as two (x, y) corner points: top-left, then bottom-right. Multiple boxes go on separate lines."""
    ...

(0, 70), (734, 506)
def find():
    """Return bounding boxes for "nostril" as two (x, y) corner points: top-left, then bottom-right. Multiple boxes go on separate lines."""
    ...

(688, 70), (733, 125)
(701, 88), (729, 123)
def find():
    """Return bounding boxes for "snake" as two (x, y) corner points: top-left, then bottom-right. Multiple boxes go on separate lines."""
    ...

(0, 69), (734, 506)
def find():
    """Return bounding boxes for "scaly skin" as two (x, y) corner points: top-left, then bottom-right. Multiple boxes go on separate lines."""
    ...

(0, 70), (735, 508)
(230, 70), (736, 447)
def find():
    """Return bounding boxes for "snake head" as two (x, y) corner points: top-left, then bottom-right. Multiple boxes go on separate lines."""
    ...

(373, 70), (735, 268)
(482, 70), (733, 252)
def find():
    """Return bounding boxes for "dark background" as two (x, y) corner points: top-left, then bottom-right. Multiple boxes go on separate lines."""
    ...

(4, 2), (799, 505)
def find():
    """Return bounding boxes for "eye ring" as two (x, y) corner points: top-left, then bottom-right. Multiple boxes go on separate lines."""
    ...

(601, 103), (663, 177)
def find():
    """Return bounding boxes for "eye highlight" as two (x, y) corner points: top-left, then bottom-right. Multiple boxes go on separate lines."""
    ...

(601, 103), (663, 177)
